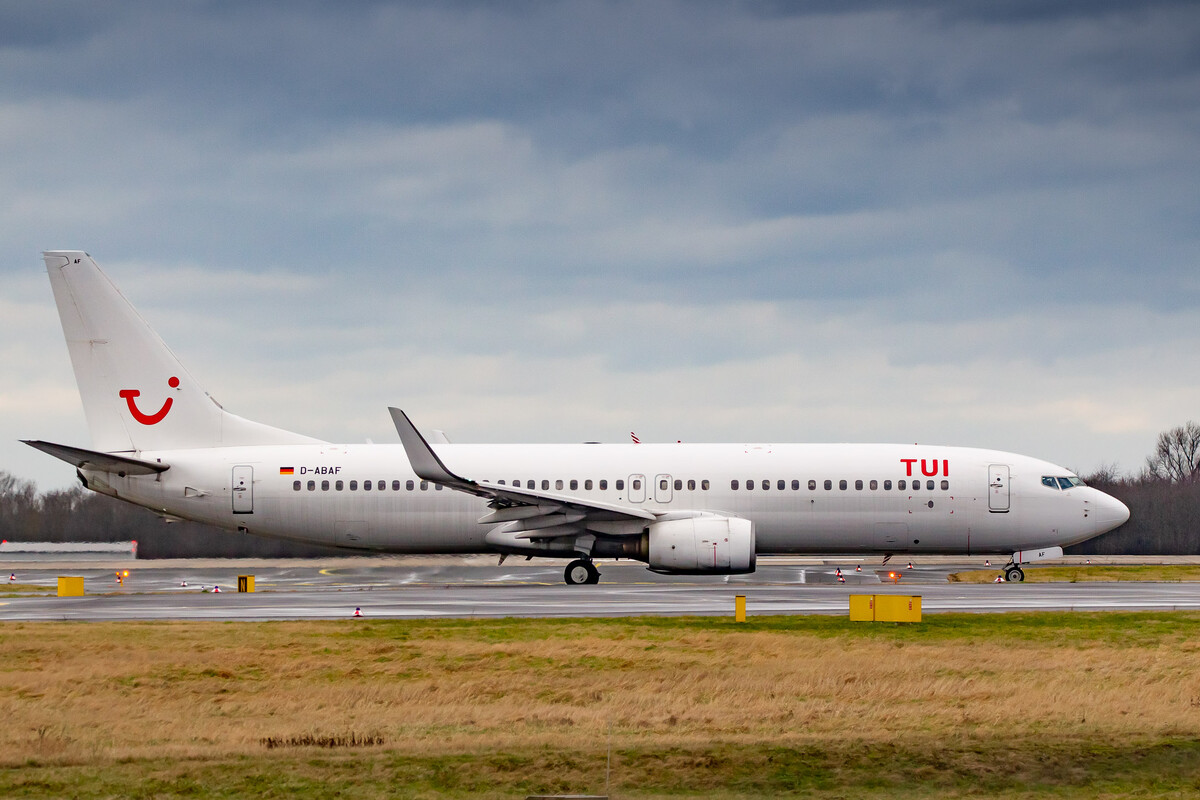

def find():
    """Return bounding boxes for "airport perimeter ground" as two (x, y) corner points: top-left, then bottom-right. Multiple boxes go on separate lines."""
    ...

(2, 557), (1199, 798)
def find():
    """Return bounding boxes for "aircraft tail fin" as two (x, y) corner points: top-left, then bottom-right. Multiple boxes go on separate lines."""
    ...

(42, 251), (322, 453)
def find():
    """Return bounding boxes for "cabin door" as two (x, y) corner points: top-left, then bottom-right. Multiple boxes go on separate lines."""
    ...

(655, 474), (673, 503)
(988, 464), (1010, 512)
(232, 465), (254, 514)
(628, 474), (646, 503)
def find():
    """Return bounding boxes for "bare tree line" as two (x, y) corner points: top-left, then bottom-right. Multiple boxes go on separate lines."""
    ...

(1068, 421), (1200, 555)
(0, 472), (342, 558)
(3, 422), (1198, 557)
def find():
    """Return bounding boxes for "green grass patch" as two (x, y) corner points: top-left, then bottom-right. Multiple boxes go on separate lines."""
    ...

(0, 583), (56, 595)
(950, 564), (1200, 583)
(4, 737), (1200, 798)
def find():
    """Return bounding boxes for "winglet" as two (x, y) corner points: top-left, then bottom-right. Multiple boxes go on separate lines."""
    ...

(388, 408), (466, 485)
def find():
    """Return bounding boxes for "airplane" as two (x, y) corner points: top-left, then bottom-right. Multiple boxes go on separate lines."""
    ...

(24, 251), (1130, 585)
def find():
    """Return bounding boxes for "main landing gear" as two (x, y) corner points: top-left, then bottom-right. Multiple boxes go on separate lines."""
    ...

(564, 558), (601, 585)
(1003, 563), (1025, 583)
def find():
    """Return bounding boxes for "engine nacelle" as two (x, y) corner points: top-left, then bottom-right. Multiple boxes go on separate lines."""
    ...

(646, 516), (755, 575)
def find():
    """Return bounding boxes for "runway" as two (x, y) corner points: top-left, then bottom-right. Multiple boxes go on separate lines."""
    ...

(3, 558), (1199, 621)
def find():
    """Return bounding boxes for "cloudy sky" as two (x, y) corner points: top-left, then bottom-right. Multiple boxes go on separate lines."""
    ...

(3, 0), (1199, 489)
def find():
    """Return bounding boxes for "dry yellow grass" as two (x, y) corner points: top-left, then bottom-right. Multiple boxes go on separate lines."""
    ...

(2, 613), (1199, 775)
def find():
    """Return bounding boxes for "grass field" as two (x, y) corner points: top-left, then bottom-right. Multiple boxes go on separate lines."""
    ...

(2, 612), (1199, 798)
(949, 564), (1200, 583)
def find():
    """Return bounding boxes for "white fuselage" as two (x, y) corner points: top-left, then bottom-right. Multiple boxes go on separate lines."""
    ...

(86, 441), (1129, 557)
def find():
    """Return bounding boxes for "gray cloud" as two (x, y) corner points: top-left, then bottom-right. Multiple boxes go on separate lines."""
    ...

(2, 0), (1198, 488)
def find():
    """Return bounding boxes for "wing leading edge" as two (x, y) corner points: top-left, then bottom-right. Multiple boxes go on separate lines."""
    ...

(389, 408), (654, 544)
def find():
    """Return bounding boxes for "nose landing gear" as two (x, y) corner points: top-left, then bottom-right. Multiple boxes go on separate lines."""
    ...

(1003, 563), (1025, 583)
(564, 558), (601, 585)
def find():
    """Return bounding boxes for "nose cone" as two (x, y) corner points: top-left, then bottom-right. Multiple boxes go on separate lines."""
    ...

(1095, 491), (1131, 534)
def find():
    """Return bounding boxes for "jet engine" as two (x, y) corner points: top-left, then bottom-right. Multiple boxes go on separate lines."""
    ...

(644, 515), (755, 575)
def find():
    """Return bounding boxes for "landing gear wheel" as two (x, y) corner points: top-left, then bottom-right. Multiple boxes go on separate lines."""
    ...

(565, 559), (600, 585)
(1004, 564), (1025, 583)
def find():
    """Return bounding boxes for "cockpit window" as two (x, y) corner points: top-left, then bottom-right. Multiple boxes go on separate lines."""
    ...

(1044, 475), (1087, 490)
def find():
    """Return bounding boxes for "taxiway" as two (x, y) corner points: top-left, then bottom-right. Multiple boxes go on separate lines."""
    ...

(2, 558), (1198, 621)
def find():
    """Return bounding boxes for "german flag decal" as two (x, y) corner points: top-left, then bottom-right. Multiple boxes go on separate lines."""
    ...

(279, 467), (295, 475)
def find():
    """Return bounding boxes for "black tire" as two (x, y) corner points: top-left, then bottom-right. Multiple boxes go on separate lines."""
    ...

(584, 562), (601, 585)
(1004, 565), (1025, 583)
(564, 559), (591, 585)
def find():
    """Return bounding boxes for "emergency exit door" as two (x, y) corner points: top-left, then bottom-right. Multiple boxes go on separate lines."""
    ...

(988, 464), (1010, 512)
(232, 465), (254, 514)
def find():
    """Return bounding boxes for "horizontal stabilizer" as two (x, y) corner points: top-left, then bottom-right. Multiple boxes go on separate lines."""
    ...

(22, 440), (169, 475)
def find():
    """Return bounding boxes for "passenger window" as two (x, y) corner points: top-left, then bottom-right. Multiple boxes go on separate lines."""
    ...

(338, 480), (346, 491)
(497, 479), (506, 485)
(731, 480), (740, 490)
(585, 479), (593, 490)
(824, 480), (832, 490)
(839, 480), (847, 490)
(684, 479), (692, 490)
(660, 479), (668, 490)
(293, 480), (301, 491)
(363, 480), (371, 491)
(617, 479), (625, 490)
(348, 480), (356, 491)
(941, 480), (949, 490)
(307, 480), (316, 491)
(746, 479), (754, 491)
(406, 480), (414, 490)
(701, 480), (710, 490)
(855, 480), (863, 490)
(600, 479), (608, 490)
(791, 479), (799, 490)
(420, 481), (428, 491)
(763, 479), (770, 490)
(869, 480), (878, 490)
(675, 479), (683, 491)
(542, 480), (549, 490)
(926, 480), (935, 490)
(570, 480), (578, 490)
(321, 480), (330, 491)
(898, 480), (906, 490)
(378, 481), (385, 491)
(884, 480), (892, 490)
(435, 484), (442, 491)
(809, 480), (817, 490)
(555, 480), (563, 490)
(777, 479), (785, 490)
(392, 480), (401, 491)
(527, 480), (535, 490)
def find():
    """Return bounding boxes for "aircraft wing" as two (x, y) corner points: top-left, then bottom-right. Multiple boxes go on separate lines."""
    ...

(390, 408), (653, 539)
(23, 440), (169, 475)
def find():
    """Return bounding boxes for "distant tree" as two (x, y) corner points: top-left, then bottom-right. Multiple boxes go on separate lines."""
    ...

(1145, 421), (1200, 484)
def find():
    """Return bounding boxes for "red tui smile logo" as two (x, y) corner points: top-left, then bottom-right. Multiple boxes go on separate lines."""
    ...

(120, 377), (179, 425)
